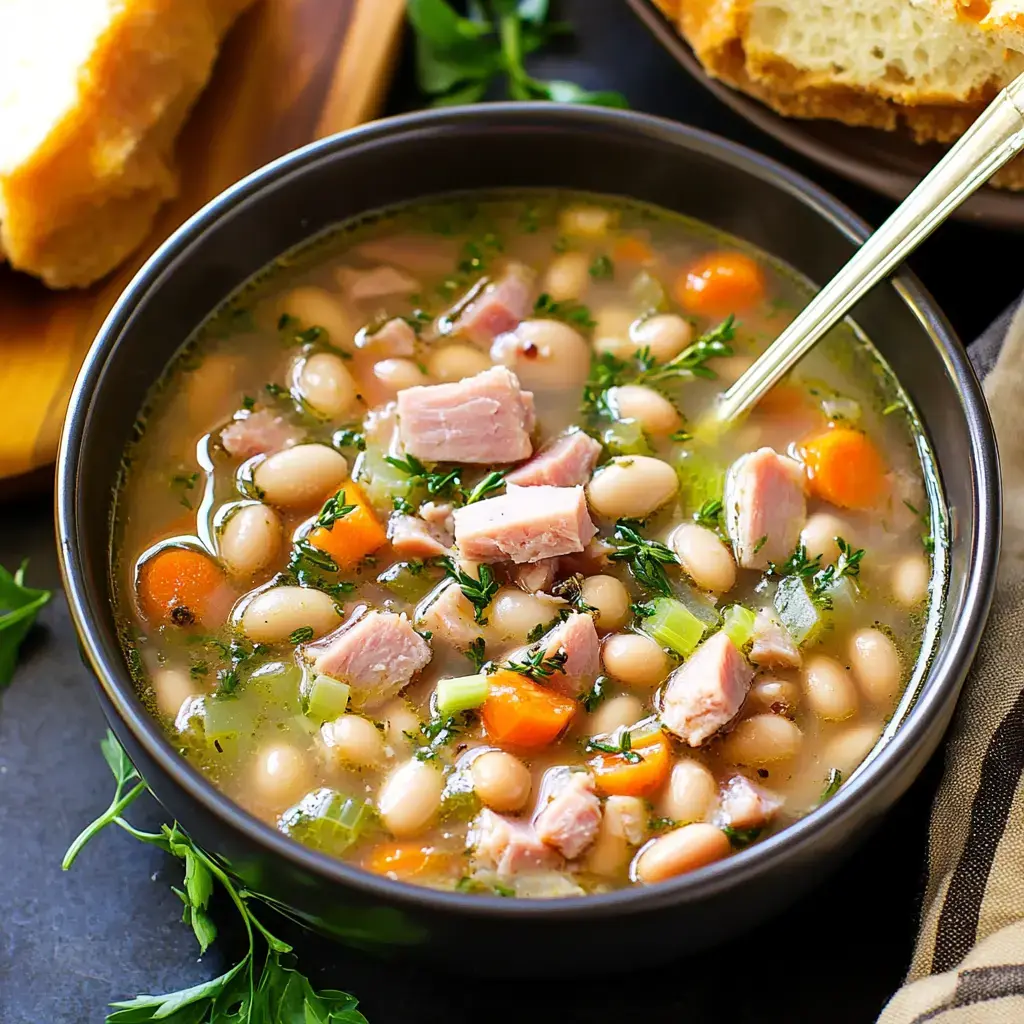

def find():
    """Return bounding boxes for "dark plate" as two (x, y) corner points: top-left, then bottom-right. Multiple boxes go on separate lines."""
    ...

(626, 0), (1024, 229)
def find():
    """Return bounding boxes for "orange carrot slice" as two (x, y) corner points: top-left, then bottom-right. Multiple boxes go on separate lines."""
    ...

(676, 251), (765, 318)
(589, 732), (671, 797)
(481, 670), (577, 749)
(800, 427), (886, 510)
(137, 546), (227, 627)
(307, 481), (387, 569)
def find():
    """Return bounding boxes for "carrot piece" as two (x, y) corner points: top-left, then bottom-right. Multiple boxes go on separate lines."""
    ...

(364, 842), (451, 880)
(307, 481), (387, 569)
(676, 251), (766, 318)
(588, 732), (672, 797)
(137, 546), (226, 627)
(799, 427), (886, 510)
(480, 669), (577, 749)
(755, 383), (809, 417)
(612, 235), (655, 265)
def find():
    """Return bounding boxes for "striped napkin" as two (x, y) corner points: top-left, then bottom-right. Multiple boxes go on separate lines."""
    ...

(879, 301), (1024, 1022)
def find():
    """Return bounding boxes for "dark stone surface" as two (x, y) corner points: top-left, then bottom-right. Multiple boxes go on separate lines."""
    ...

(0, 1), (1015, 1021)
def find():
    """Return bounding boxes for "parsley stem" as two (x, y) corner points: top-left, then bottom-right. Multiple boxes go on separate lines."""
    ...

(61, 779), (147, 870)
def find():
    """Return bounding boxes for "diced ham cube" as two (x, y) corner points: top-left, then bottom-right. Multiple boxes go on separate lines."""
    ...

(725, 447), (807, 570)
(539, 611), (600, 698)
(306, 610), (431, 708)
(534, 771), (603, 860)
(453, 484), (596, 564)
(338, 265), (420, 302)
(453, 263), (534, 345)
(749, 611), (802, 669)
(660, 632), (754, 746)
(387, 513), (453, 559)
(220, 410), (303, 459)
(605, 795), (647, 846)
(358, 317), (416, 356)
(719, 775), (783, 831)
(397, 367), (535, 464)
(513, 556), (559, 594)
(505, 430), (603, 488)
(469, 809), (562, 878)
(415, 579), (482, 648)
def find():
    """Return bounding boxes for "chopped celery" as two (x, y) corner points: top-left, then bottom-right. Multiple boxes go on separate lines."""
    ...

(354, 446), (414, 511)
(642, 597), (707, 657)
(436, 673), (490, 717)
(774, 576), (822, 645)
(248, 661), (301, 712)
(629, 271), (667, 313)
(601, 420), (652, 456)
(673, 583), (721, 629)
(306, 674), (351, 723)
(676, 449), (726, 511)
(377, 561), (440, 603)
(279, 787), (374, 854)
(820, 575), (859, 618)
(203, 696), (250, 744)
(721, 605), (757, 648)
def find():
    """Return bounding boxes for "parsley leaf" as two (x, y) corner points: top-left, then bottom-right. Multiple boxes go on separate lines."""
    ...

(579, 675), (609, 713)
(0, 561), (51, 688)
(607, 520), (679, 597)
(722, 824), (762, 847)
(693, 498), (723, 531)
(385, 454), (463, 501)
(589, 254), (614, 280)
(534, 292), (596, 328)
(441, 558), (499, 624)
(463, 636), (488, 673)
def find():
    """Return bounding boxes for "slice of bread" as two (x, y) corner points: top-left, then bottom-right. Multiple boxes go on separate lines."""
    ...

(0, 0), (254, 288)
(656, 0), (1024, 187)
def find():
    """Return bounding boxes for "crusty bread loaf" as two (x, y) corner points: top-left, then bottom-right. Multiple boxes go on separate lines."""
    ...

(654, 0), (1024, 188)
(0, 0), (255, 288)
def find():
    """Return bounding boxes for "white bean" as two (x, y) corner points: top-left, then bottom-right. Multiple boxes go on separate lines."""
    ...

(849, 628), (902, 705)
(629, 314), (692, 363)
(380, 700), (421, 754)
(592, 306), (636, 359)
(427, 343), (492, 383)
(602, 633), (672, 689)
(489, 587), (561, 641)
(892, 553), (930, 607)
(722, 714), (803, 764)
(748, 678), (800, 715)
(803, 655), (859, 722)
(373, 357), (430, 392)
(490, 319), (590, 390)
(152, 666), (197, 719)
(606, 384), (681, 435)
(322, 714), (386, 768)
(471, 750), (532, 812)
(279, 286), (353, 350)
(252, 444), (348, 509)
(669, 523), (736, 593)
(543, 251), (591, 302)
(580, 575), (630, 631)
(800, 512), (854, 565)
(295, 352), (358, 419)
(634, 823), (731, 883)
(218, 503), (282, 577)
(378, 759), (444, 838)
(586, 795), (647, 876)
(559, 205), (613, 238)
(587, 455), (678, 520)
(252, 742), (313, 808)
(660, 759), (717, 824)
(822, 721), (882, 776)
(589, 694), (645, 736)
(239, 586), (340, 643)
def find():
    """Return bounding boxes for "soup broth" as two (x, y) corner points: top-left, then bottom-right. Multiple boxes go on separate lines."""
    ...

(114, 192), (937, 898)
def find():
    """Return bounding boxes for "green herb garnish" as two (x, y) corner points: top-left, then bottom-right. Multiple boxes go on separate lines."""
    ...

(579, 675), (609, 713)
(607, 520), (679, 598)
(288, 626), (315, 645)
(585, 730), (643, 764)
(441, 558), (499, 624)
(693, 498), (723, 531)
(0, 560), (51, 687)
(315, 490), (356, 531)
(464, 470), (506, 505)
(589, 254), (614, 280)
(506, 645), (568, 682)
(463, 636), (488, 673)
(534, 292), (596, 329)
(821, 767), (843, 802)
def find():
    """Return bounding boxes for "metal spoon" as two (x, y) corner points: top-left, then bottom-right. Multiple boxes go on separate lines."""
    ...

(715, 72), (1024, 426)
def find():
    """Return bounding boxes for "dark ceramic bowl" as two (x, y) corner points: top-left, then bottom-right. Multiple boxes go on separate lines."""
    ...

(56, 104), (999, 971)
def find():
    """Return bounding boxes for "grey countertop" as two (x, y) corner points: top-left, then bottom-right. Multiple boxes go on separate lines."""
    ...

(0, 1), (1014, 1020)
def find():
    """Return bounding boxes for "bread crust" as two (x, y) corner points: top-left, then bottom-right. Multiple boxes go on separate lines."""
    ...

(0, 0), (255, 288)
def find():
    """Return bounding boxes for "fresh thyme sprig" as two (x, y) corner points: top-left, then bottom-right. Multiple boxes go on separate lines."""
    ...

(607, 521), (679, 598)
(441, 558), (499, 624)
(505, 645), (568, 682)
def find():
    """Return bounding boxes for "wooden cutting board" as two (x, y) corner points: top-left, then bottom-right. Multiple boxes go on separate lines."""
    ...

(0, 0), (406, 486)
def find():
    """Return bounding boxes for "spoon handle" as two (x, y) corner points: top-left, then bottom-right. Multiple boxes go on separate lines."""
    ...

(716, 73), (1024, 425)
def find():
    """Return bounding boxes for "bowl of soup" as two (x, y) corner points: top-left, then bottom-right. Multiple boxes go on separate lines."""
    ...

(56, 104), (998, 969)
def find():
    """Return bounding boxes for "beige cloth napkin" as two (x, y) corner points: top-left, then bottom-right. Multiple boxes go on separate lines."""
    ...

(879, 301), (1024, 1023)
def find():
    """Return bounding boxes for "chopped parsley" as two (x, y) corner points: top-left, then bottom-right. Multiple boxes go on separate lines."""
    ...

(463, 636), (488, 673)
(648, 816), (678, 834)
(533, 292), (596, 329)
(579, 675), (610, 713)
(904, 499), (935, 553)
(585, 730), (643, 764)
(607, 520), (679, 598)
(722, 825), (762, 848)
(671, 429), (693, 443)
(456, 876), (515, 898)
(821, 767), (843, 802)
(441, 558), (499, 624)
(314, 490), (356, 531)
(170, 471), (200, 510)
(693, 498), (723, 531)
(288, 626), (315, 645)
(332, 427), (366, 452)
(589, 254), (614, 280)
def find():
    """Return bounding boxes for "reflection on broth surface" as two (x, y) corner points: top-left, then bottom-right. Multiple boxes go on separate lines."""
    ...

(113, 192), (937, 898)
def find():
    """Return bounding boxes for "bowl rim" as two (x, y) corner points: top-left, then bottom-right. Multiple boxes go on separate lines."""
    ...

(56, 101), (1000, 920)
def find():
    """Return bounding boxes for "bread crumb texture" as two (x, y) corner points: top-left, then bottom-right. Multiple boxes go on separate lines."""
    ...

(0, 0), (254, 288)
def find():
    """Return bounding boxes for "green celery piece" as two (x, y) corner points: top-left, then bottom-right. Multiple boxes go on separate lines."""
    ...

(377, 561), (439, 603)
(249, 661), (302, 712)
(436, 673), (490, 717)
(601, 420), (651, 456)
(306, 674), (351, 722)
(204, 697), (249, 743)
(721, 605), (757, 648)
(774, 576), (822, 645)
(673, 583), (721, 628)
(280, 787), (374, 854)
(629, 271), (667, 314)
(676, 449), (726, 511)
(643, 597), (707, 657)
(355, 446), (415, 510)
(821, 575), (859, 618)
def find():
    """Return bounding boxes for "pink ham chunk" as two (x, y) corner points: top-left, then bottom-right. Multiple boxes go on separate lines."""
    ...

(660, 632), (754, 746)
(724, 447), (807, 570)
(469, 809), (562, 878)
(719, 775), (783, 831)
(534, 772), (603, 860)
(453, 484), (596, 564)
(307, 610), (431, 708)
(514, 556), (559, 594)
(506, 430), (603, 488)
(339, 265), (419, 302)
(220, 410), (303, 459)
(453, 263), (534, 345)
(415, 579), (481, 648)
(749, 611), (802, 669)
(397, 367), (535, 464)
(359, 317), (416, 356)
(540, 612), (600, 698)
(387, 513), (453, 559)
